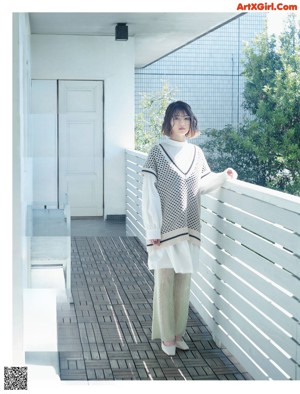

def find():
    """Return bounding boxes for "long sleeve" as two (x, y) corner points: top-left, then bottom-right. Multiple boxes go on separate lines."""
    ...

(142, 172), (162, 240)
(199, 171), (228, 195)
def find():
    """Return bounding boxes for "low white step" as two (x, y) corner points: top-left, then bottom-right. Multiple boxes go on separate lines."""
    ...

(24, 289), (57, 352)
(23, 289), (60, 380)
(30, 266), (68, 303)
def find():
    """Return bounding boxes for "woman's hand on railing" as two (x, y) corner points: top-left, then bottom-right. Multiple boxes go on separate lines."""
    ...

(150, 239), (161, 246)
(226, 168), (238, 180)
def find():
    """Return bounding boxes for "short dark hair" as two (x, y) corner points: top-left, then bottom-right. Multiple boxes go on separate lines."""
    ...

(162, 101), (199, 138)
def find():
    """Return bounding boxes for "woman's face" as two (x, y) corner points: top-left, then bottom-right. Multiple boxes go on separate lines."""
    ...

(170, 111), (191, 141)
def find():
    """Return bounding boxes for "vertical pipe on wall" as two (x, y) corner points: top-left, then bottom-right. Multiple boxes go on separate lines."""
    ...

(12, 12), (24, 365)
(57, 80), (59, 209)
(237, 17), (241, 130)
(231, 55), (234, 125)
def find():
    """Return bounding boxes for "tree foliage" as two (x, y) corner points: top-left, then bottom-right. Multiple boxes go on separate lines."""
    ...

(135, 82), (176, 153)
(203, 14), (300, 195)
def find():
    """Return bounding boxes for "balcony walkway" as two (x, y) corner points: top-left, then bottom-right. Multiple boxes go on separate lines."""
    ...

(57, 219), (252, 381)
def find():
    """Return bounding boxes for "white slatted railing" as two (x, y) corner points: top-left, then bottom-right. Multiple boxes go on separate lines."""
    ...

(125, 149), (147, 245)
(125, 148), (300, 380)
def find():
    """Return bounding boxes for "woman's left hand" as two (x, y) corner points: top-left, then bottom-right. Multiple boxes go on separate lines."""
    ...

(226, 168), (238, 179)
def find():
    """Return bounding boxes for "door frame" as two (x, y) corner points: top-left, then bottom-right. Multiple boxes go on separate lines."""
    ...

(58, 79), (105, 217)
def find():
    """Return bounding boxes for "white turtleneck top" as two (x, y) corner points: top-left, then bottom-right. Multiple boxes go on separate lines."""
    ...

(142, 138), (234, 273)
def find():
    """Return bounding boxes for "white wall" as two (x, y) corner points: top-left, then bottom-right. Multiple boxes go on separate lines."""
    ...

(30, 34), (135, 217)
(13, 12), (32, 364)
(30, 80), (58, 209)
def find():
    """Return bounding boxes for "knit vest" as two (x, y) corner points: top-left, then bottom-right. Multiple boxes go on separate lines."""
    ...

(142, 143), (210, 251)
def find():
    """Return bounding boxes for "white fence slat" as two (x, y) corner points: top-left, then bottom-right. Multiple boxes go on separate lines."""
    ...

(126, 160), (143, 174)
(125, 149), (147, 161)
(201, 209), (300, 298)
(199, 243), (299, 338)
(196, 259), (298, 359)
(198, 243), (298, 342)
(126, 168), (143, 184)
(126, 218), (145, 239)
(297, 324), (300, 374)
(126, 187), (142, 204)
(126, 174), (141, 190)
(201, 206), (300, 277)
(201, 231), (300, 327)
(126, 210), (143, 231)
(297, 365), (300, 380)
(126, 180), (143, 200)
(201, 195), (300, 254)
(125, 201), (141, 221)
(126, 216), (146, 245)
(126, 204), (144, 230)
(223, 179), (300, 214)
(189, 287), (271, 380)
(190, 278), (290, 379)
(217, 187), (300, 231)
(201, 230), (300, 323)
(126, 190), (141, 208)
(126, 165), (142, 181)
(195, 272), (296, 378)
(126, 186), (142, 206)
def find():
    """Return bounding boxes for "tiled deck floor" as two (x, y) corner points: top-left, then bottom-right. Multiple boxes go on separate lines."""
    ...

(57, 235), (253, 381)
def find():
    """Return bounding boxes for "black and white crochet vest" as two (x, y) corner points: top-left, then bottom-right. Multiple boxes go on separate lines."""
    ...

(142, 143), (210, 251)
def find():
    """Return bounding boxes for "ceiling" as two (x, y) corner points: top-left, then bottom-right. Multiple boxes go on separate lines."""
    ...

(29, 12), (243, 68)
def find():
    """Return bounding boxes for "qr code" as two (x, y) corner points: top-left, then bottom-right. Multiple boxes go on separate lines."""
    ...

(4, 367), (28, 390)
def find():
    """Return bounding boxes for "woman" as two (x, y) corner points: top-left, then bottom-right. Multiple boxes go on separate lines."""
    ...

(142, 101), (237, 356)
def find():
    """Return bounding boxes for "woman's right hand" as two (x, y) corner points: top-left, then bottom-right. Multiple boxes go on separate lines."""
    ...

(150, 239), (161, 246)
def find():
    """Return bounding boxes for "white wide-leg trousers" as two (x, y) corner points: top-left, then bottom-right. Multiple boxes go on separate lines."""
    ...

(151, 268), (192, 341)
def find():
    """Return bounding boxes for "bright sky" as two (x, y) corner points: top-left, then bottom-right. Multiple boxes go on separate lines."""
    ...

(267, 11), (299, 36)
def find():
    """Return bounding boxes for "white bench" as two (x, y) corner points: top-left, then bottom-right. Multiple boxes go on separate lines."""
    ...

(25, 204), (71, 380)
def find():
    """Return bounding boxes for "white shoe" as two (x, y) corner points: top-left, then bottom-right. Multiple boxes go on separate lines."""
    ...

(176, 339), (189, 351)
(161, 342), (176, 356)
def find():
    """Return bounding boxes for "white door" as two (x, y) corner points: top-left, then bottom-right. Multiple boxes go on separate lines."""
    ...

(59, 80), (104, 216)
